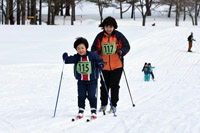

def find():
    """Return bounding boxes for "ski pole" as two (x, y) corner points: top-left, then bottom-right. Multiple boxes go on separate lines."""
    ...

(99, 70), (117, 117)
(123, 69), (135, 107)
(53, 62), (65, 118)
(117, 54), (135, 107)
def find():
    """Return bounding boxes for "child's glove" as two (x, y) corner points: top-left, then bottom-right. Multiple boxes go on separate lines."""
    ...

(62, 52), (68, 61)
(98, 63), (104, 70)
(116, 50), (122, 56)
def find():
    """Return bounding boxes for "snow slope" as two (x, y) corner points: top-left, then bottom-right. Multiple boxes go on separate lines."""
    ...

(1, 2), (200, 133)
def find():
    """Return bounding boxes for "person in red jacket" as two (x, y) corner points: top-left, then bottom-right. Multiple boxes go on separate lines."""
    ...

(91, 16), (130, 113)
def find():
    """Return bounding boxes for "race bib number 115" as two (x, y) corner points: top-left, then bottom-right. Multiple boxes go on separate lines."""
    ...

(102, 43), (116, 55)
(77, 61), (92, 74)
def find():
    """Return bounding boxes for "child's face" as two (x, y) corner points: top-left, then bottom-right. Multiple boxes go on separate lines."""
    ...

(76, 44), (87, 56)
(104, 25), (114, 35)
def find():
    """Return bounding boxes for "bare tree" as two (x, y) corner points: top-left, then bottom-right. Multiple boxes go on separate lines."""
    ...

(168, 1), (173, 18)
(21, 0), (26, 25)
(65, 0), (70, 16)
(115, 0), (132, 19)
(39, 0), (42, 25)
(197, 4), (200, 16)
(194, 0), (199, 25)
(187, 6), (195, 25)
(145, 0), (152, 16)
(185, 0), (194, 25)
(159, 0), (175, 18)
(47, 0), (51, 25)
(47, 0), (61, 25)
(1, 0), (5, 24)
(161, 0), (199, 26)
(127, 0), (139, 20)
(71, 0), (75, 25)
(131, 2), (135, 19)
(17, 0), (21, 25)
(5, 0), (9, 24)
(9, 0), (14, 25)
(136, 0), (153, 26)
(87, 0), (113, 23)
(161, 0), (181, 26)
(184, 0), (199, 25)
(60, 0), (64, 16)
(183, 1), (186, 21)
(47, 0), (66, 25)
(31, 0), (36, 24)
(27, 0), (30, 17)
(175, 0), (180, 26)
(52, 0), (62, 24)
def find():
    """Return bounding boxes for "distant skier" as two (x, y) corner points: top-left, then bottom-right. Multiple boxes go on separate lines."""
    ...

(62, 37), (104, 119)
(187, 32), (196, 52)
(148, 63), (155, 81)
(142, 62), (150, 81)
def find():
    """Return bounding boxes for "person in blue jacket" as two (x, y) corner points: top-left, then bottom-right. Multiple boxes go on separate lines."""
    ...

(62, 37), (104, 119)
(148, 63), (155, 81)
(142, 62), (150, 81)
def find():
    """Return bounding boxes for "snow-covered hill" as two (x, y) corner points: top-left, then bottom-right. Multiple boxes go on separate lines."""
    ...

(1, 2), (200, 133)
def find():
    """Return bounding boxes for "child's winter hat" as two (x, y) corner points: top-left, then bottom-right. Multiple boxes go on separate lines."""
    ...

(74, 37), (89, 49)
(99, 16), (118, 29)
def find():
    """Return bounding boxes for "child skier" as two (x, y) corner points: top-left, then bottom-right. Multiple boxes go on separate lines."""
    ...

(142, 62), (150, 81)
(148, 63), (155, 81)
(62, 37), (104, 119)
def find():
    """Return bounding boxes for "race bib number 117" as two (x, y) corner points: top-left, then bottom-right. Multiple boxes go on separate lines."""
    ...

(102, 43), (116, 55)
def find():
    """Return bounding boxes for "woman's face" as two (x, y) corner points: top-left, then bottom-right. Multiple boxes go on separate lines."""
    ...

(104, 25), (114, 35)
(76, 44), (87, 56)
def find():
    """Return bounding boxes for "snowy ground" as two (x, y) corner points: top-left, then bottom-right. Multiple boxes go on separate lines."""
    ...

(1, 2), (200, 133)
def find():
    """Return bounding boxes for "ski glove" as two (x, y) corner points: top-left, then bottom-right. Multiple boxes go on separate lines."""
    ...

(117, 50), (122, 56)
(98, 63), (104, 70)
(62, 52), (68, 61)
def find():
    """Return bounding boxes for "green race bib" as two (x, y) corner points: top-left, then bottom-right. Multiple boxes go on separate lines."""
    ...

(77, 61), (92, 74)
(102, 43), (116, 55)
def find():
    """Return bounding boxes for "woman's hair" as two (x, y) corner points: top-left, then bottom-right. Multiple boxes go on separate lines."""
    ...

(99, 16), (118, 29)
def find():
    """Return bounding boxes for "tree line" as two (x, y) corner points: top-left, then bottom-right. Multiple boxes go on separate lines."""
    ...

(0, 0), (200, 26)
(1, 0), (76, 25)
